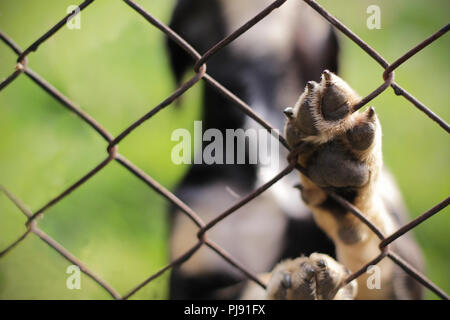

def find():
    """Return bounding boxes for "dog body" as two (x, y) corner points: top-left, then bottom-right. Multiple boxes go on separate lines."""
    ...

(166, 0), (423, 300)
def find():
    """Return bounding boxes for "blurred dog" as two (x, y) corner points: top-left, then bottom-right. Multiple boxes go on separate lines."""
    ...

(166, 0), (423, 300)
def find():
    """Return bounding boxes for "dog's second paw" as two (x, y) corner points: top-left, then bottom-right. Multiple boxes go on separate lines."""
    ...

(265, 253), (357, 300)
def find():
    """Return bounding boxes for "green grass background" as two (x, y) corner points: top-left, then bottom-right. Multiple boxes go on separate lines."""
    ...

(0, 0), (448, 299)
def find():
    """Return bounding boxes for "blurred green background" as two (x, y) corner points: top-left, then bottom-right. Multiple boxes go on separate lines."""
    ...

(0, 0), (448, 299)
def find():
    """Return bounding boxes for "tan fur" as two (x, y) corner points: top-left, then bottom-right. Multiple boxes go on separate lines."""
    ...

(220, 0), (331, 64)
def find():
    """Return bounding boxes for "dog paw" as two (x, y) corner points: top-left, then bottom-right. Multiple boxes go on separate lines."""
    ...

(265, 253), (357, 300)
(284, 70), (383, 202)
(284, 70), (381, 192)
(284, 70), (383, 245)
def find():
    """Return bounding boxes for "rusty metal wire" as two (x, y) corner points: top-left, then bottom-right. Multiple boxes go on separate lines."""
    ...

(0, 0), (449, 300)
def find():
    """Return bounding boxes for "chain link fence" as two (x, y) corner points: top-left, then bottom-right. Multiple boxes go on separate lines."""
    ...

(0, 0), (448, 300)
